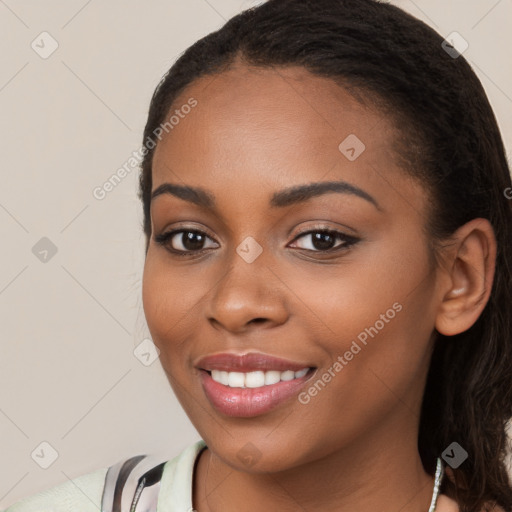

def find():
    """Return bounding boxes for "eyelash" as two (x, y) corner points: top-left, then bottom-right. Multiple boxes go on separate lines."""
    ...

(153, 225), (360, 257)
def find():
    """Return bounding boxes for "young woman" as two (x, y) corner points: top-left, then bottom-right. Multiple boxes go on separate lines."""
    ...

(5, 0), (512, 511)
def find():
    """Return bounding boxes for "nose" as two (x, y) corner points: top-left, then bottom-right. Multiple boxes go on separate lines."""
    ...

(205, 256), (289, 334)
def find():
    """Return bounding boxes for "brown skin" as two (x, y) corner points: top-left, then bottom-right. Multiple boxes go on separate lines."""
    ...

(142, 62), (497, 512)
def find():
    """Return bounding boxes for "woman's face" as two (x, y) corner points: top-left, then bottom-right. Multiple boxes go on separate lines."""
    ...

(142, 63), (442, 472)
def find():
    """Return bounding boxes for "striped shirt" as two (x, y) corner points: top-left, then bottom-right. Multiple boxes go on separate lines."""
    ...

(3, 439), (207, 512)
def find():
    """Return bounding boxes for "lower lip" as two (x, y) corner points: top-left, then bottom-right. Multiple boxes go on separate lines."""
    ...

(199, 369), (315, 417)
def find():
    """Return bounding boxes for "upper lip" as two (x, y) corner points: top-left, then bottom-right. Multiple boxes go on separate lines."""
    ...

(195, 352), (314, 372)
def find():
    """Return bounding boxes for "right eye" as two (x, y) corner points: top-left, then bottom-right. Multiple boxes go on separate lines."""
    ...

(154, 229), (219, 255)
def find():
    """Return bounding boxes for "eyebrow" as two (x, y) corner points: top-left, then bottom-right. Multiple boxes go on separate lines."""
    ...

(151, 180), (382, 211)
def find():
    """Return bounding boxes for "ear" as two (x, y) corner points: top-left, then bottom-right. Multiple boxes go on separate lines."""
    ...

(434, 218), (497, 336)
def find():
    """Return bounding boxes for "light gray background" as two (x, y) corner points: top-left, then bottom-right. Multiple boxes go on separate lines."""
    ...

(1, 0), (511, 507)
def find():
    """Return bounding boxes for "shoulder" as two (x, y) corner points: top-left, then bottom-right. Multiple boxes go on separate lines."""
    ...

(2, 440), (207, 512)
(437, 494), (506, 512)
(2, 466), (108, 512)
(436, 494), (460, 512)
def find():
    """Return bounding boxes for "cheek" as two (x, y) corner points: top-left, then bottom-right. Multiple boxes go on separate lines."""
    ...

(141, 253), (200, 358)
(282, 244), (425, 346)
(292, 302), (434, 463)
(294, 228), (435, 410)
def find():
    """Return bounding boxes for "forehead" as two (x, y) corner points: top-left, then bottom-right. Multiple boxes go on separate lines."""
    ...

(151, 63), (426, 216)
(156, 63), (387, 154)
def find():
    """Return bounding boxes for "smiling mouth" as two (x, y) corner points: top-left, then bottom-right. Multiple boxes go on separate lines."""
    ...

(202, 367), (316, 388)
(198, 366), (317, 417)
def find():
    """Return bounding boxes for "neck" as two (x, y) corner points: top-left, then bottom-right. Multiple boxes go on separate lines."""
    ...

(193, 410), (437, 512)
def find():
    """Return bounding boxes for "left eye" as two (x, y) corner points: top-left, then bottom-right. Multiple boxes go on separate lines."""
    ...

(289, 229), (358, 252)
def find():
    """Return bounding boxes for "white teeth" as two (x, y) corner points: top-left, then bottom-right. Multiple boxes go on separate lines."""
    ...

(264, 370), (281, 385)
(212, 370), (230, 385)
(294, 368), (308, 378)
(280, 370), (295, 381)
(228, 372), (245, 388)
(245, 371), (265, 388)
(210, 368), (310, 388)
